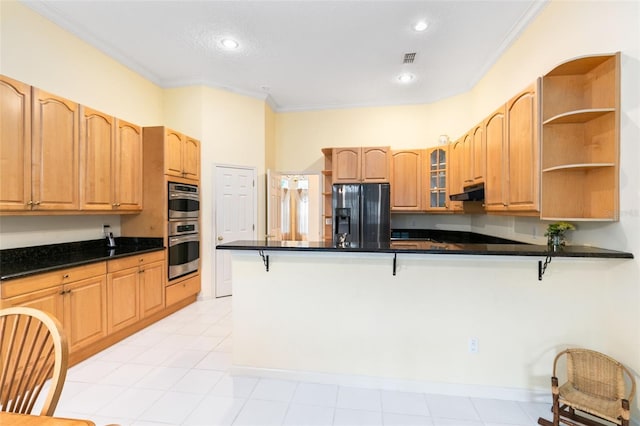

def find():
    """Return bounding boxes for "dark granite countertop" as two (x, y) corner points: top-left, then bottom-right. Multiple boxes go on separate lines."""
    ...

(1, 237), (164, 281)
(216, 229), (633, 259)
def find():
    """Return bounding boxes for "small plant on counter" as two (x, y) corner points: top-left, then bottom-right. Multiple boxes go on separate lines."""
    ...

(544, 221), (576, 247)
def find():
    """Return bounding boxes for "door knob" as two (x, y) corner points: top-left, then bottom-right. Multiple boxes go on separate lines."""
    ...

(217, 236), (224, 241)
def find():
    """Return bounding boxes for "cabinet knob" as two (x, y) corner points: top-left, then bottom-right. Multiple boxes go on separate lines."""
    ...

(139, 258), (144, 262)
(33, 201), (41, 206)
(217, 236), (224, 241)
(139, 269), (144, 274)
(63, 274), (70, 279)
(27, 201), (33, 206)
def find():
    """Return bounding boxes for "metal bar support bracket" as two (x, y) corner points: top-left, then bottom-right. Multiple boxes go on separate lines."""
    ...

(258, 250), (269, 272)
(538, 255), (552, 281)
(393, 253), (397, 276)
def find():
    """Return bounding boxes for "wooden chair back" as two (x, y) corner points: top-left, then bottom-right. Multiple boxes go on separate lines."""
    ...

(0, 306), (69, 416)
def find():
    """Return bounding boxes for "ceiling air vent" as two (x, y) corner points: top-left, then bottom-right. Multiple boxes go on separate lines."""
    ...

(403, 53), (416, 64)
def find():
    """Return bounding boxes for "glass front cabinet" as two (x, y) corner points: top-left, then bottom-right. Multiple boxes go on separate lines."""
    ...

(425, 147), (448, 211)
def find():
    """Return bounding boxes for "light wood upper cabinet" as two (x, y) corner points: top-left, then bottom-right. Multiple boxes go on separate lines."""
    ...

(447, 139), (465, 212)
(80, 109), (142, 212)
(471, 124), (485, 183)
(332, 146), (389, 183)
(424, 147), (448, 211)
(361, 147), (390, 182)
(165, 129), (200, 181)
(182, 135), (200, 180)
(0, 75), (31, 211)
(390, 149), (423, 211)
(80, 107), (115, 210)
(332, 147), (361, 183)
(484, 106), (507, 211)
(541, 53), (620, 221)
(505, 81), (540, 212)
(31, 88), (80, 211)
(114, 120), (143, 211)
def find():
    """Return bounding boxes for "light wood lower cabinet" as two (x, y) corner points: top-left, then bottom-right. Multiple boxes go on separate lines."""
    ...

(0, 262), (107, 353)
(107, 251), (165, 333)
(0, 250), (170, 361)
(166, 274), (200, 307)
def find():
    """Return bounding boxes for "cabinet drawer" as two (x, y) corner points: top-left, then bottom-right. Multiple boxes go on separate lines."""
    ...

(165, 274), (200, 306)
(1, 262), (106, 299)
(107, 250), (165, 272)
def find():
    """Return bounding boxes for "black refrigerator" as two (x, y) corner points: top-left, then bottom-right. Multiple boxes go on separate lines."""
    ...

(332, 183), (391, 246)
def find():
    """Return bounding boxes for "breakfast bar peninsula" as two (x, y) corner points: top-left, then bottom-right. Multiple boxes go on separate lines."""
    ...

(217, 235), (633, 400)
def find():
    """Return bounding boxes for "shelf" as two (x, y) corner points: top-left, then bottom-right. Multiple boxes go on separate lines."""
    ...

(542, 163), (615, 173)
(545, 54), (613, 76)
(543, 108), (614, 125)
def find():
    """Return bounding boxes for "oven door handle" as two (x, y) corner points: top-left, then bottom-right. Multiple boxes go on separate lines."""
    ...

(169, 234), (200, 245)
(169, 192), (200, 201)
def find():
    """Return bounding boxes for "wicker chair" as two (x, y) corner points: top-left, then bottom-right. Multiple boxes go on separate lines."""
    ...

(538, 348), (636, 426)
(0, 306), (69, 416)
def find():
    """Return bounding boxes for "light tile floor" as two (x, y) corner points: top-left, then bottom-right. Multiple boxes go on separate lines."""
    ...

(48, 297), (550, 426)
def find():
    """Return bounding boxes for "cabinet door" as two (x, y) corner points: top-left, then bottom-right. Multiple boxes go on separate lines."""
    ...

(390, 150), (422, 211)
(506, 82), (539, 211)
(333, 148), (361, 183)
(140, 260), (165, 318)
(361, 147), (389, 182)
(165, 129), (184, 177)
(64, 275), (108, 352)
(472, 124), (485, 183)
(182, 136), (200, 181)
(447, 140), (464, 212)
(80, 107), (114, 210)
(32, 88), (80, 210)
(484, 107), (507, 211)
(107, 267), (140, 333)
(462, 133), (473, 185)
(425, 147), (448, 211)
(115, 119), (143, 210)
(0, 75), (31, 211)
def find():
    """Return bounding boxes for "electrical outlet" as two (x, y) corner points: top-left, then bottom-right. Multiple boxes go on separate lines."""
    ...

(468, 337), (479, 354)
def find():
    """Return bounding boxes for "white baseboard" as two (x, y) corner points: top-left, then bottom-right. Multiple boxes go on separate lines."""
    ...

(231, 365), (551, 404)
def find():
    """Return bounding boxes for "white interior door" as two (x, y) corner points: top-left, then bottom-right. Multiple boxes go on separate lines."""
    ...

(266, 169), (283, 241)
(215, 165), (256, 297)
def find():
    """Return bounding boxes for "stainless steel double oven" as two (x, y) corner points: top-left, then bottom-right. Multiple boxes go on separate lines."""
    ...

(168, 182), (200, 280)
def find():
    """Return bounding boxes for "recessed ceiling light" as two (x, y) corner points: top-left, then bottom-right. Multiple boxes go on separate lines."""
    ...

(414, 21), (428, 32)
(219, 38), (240, 50)
(397, 73), (415, 84)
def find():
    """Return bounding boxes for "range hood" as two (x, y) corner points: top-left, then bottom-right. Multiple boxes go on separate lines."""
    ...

(449, 182), (485, 202)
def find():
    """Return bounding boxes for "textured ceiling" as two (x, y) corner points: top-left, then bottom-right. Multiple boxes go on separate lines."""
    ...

(23, 0), (548, 112)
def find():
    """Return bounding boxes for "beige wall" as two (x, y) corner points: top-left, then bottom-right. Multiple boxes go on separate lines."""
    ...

(275, 93), (471, 172)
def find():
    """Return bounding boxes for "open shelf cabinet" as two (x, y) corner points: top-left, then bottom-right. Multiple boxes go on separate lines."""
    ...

(321, 148), (333, 241)
(540, 52), (620, 220)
